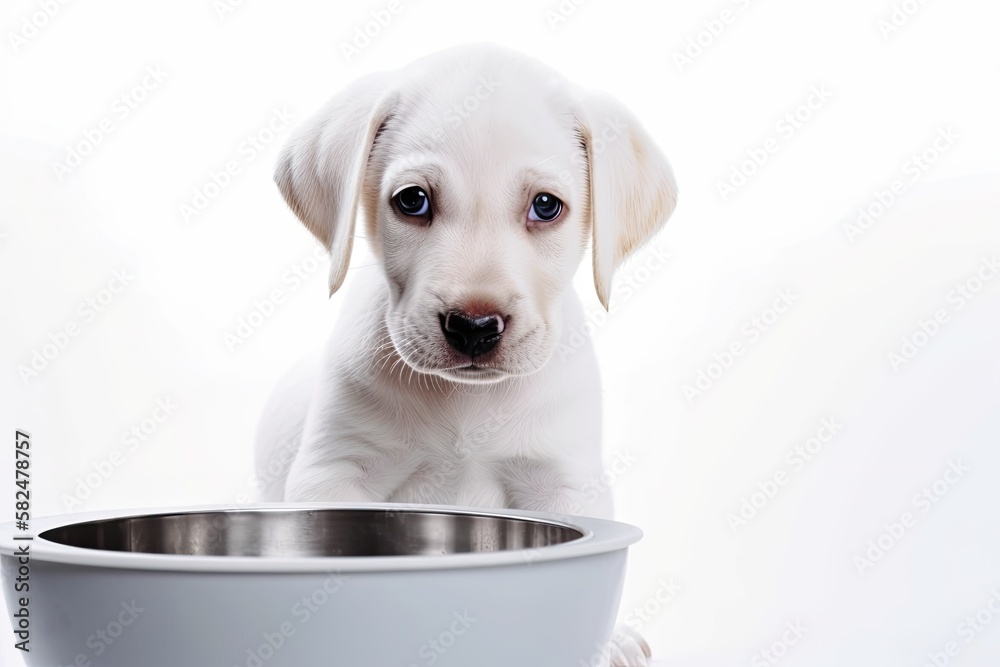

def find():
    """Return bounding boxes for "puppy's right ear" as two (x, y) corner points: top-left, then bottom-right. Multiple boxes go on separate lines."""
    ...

(573, 92), (678, 311)
(275, 73), (396, 296)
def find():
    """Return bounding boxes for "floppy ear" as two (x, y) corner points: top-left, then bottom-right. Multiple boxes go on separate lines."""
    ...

(275, 73), (396, 296)
(574, 93), (678, 309)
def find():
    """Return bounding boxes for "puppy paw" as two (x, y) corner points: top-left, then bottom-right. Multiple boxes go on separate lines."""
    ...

(605, 625), (652, 667)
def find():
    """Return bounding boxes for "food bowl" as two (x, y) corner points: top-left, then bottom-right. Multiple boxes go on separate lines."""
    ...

(0, 503), (641, 666)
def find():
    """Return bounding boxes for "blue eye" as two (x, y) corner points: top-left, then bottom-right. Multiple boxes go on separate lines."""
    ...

(529, 193), (562, 222)
(394, 186), (430, 217)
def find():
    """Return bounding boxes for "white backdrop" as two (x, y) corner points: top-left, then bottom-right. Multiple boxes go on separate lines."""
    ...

(3, 0), (1000, 665)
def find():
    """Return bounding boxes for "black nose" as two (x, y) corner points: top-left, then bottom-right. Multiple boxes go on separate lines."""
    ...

(440, 311), (505, 357)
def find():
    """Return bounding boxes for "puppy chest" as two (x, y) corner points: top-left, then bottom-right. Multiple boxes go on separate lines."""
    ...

(389, 403), (530, 505)
(398, 454), (507, 507)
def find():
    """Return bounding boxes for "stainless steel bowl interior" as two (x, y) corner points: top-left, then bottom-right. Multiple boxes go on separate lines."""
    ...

(39, 508), (586, 557)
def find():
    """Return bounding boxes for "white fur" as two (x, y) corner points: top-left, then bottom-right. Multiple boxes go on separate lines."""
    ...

(255, 44), (677, 666)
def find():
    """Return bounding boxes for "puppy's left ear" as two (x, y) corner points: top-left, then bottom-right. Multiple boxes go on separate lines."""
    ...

(574, 93), (678, 309)
(275, 72), (397, 296)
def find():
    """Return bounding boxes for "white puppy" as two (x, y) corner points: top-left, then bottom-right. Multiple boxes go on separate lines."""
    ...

(255, 44), (677, 665)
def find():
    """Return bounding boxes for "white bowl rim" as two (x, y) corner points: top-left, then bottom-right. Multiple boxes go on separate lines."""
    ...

(0, 502), (642, 573)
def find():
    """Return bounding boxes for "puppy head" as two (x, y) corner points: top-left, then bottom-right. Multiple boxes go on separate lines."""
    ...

(275, 44), (677, 384)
